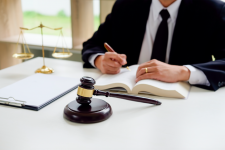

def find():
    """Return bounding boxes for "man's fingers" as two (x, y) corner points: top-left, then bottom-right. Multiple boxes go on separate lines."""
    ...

(137, 63), (157, 76)
(104, 57), (122, 68)
(104, 69), (120, 74)
(137, 63), (150, 73)
(103, 63), (121, 72)
(119, 54), (127, 65)
(137, 59), (162, 73)
(119, 54), (127, 59)
(135, 73), (155, 83)
(105, 52), (127, 65)
(100, 52), (127, 74)
(136, 67), (157, 78)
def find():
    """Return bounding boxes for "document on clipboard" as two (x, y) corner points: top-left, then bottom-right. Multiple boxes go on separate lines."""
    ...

(0, 74), (80, 111)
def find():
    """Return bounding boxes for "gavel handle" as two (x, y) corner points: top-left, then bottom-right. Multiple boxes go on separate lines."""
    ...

(93, 90), (161, 105)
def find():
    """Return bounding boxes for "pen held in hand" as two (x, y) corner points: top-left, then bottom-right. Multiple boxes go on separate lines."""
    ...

(104, 43), (131, 71)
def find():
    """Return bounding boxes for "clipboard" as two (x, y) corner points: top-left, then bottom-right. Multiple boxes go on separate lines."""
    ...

(0, 74), (80, 111)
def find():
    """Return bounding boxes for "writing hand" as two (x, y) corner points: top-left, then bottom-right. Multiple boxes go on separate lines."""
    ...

(95, 52), (127, 74)
(136, 59), (190, 83)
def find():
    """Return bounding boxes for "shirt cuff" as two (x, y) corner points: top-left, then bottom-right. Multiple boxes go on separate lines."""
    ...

(184, 65), (210, 86)
(88, 53), (105, 68)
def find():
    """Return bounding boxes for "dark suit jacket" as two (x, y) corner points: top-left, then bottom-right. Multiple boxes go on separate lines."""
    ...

(82, 0), (225, 91)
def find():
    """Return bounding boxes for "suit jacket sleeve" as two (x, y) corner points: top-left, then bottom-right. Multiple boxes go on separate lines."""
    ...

(82, 0), (124, 68)
(192, 4), (225, 91)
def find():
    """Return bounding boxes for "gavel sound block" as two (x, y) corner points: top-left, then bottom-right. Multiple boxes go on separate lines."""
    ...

(64, 77), (161, 124)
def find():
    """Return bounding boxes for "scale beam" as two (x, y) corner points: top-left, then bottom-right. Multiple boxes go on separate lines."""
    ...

(13, 23), (73, 74)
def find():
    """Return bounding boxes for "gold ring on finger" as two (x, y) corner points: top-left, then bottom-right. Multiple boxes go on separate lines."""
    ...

(145, 67), (148, 73)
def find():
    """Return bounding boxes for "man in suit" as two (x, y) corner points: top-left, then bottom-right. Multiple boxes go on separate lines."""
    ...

(82, 0), (225, 91)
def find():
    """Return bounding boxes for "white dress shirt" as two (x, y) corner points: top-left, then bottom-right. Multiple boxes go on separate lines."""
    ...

(88, 0), (210, 86)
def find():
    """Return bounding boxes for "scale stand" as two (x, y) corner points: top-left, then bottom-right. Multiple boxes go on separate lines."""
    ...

(13, 23), (73, 74)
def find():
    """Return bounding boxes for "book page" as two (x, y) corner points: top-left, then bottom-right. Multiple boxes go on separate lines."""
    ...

(133, 78), (190, 98)
(95, 64), (190, 98)
(135, 79), (177, 91)
(95, 65), (139, 92)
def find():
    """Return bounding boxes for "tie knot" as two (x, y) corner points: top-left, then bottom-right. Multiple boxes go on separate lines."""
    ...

(160, 9), (170, 21)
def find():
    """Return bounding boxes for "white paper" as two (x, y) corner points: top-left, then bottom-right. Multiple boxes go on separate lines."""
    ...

(96, 65), (138, 90)
(135, 79), (177, 90)
(0, 74), (79, 107)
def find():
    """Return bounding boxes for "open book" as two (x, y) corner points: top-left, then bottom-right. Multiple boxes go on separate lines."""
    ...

(94, 65), (190, 98)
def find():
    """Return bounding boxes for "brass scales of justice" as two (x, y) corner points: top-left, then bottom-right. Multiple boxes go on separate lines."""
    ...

(13, 23), (73, 74)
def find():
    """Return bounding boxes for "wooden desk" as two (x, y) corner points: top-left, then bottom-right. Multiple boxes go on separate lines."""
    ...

(0, 57), (225, 150)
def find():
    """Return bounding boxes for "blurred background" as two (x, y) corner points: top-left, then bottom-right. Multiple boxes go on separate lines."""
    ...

(1, 0), (225, 70)
(0, 0), (115, 69)
(21, 0), (101, 37)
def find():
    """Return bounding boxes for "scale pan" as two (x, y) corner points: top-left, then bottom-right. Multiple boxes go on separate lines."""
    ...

(52, 52), (72, 58)
(12, 53), (34, 59)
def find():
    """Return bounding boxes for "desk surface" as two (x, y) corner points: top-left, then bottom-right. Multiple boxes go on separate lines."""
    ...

(0, 57), (225, 150)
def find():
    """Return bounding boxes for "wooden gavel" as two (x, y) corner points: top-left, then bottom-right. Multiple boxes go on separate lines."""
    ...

(64, 76), (161, 123)
(76, 76), (161, 105)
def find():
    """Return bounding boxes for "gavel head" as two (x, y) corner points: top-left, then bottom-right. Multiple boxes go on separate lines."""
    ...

(76, 76), (95, 105)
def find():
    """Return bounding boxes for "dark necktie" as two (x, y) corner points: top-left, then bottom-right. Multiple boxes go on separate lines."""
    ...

(151, 9), (170, 62)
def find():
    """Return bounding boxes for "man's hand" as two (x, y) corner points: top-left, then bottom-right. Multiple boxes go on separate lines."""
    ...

(95, 52), (127, 74)
(136, 59), (190, 83)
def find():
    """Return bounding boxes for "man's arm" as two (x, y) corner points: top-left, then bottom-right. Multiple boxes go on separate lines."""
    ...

(88, 53), (104, 68)
(82, 0), (125, 68)
(192, 59), (225, 91)
(191, 3), (225, 91)
(135, 60), (210, 86)
(184, 65), (210, 86)
(136, 59), (191, 83)
(135, 58), (225, 91)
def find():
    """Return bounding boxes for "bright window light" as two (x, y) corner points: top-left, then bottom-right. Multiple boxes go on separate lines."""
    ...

(21, 0), (71, 37)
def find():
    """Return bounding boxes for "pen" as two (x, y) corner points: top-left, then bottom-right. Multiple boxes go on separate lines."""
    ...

(104, 43), (131, 71)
